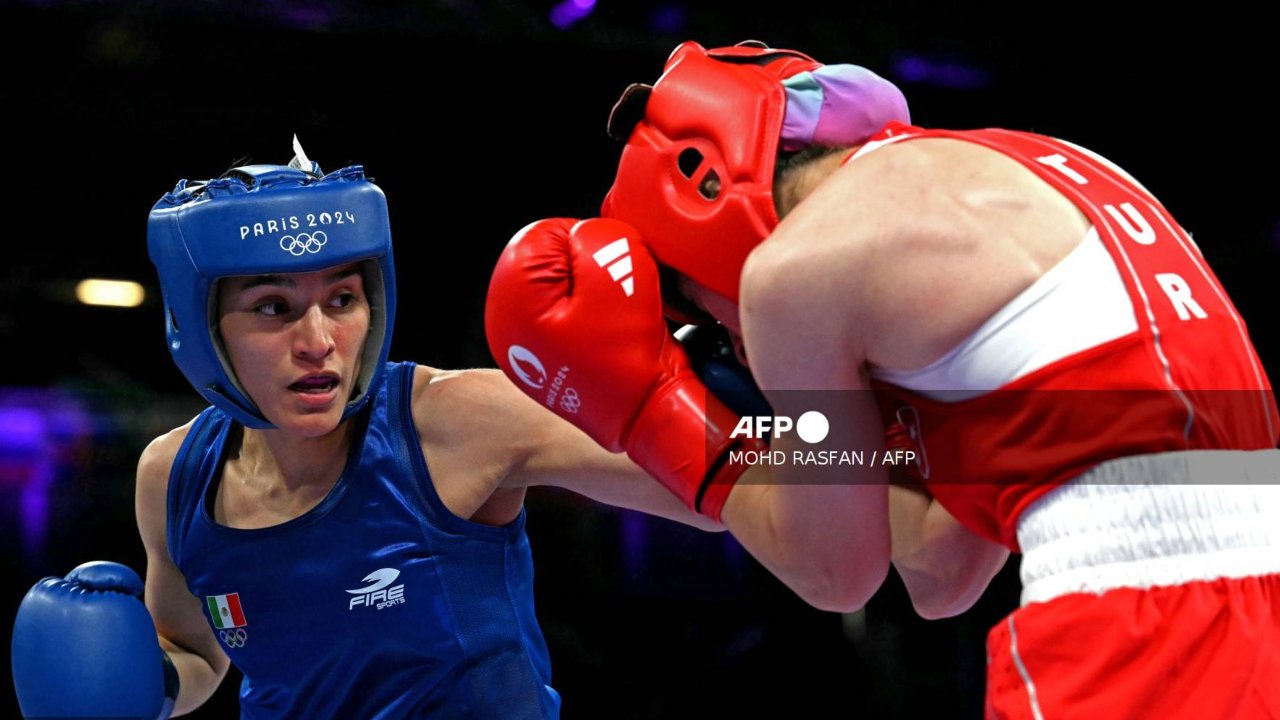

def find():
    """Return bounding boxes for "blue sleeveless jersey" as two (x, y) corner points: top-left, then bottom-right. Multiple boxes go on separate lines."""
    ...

(166, 362), (560, 719)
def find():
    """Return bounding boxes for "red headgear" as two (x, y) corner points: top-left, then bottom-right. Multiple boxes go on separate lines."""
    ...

(602, 40), (908, 309)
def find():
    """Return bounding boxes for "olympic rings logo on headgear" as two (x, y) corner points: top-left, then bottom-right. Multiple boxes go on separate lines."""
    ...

(149, 160), (396, 430)
(219, 628), (248, 648)
(279, 231), (328, 256)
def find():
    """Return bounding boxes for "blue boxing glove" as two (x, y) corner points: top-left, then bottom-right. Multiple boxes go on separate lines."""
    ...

(12, 561), (179, 720)
(675, 323), (773, 419)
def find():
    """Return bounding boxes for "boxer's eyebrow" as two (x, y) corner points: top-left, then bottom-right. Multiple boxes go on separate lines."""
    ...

(233, 265), (360, 291)
(326, 266), (362, 283)
(237, 274), (292, 291)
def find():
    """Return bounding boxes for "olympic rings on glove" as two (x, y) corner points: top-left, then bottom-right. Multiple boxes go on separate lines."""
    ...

(559, 388), (581, 414)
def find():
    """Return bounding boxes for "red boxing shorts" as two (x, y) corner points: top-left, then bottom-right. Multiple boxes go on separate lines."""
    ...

(987, 450), (1280, 719)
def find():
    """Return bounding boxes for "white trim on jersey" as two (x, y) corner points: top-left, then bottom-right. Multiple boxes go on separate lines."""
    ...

(987, 130), (1199, 439)
(871, 228), (1139, 400)
(1021, 130), (1277, 443)
(863, 128), (1274, 436)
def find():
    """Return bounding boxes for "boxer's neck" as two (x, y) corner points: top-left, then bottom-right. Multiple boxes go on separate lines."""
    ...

(775, 146), (857, 219)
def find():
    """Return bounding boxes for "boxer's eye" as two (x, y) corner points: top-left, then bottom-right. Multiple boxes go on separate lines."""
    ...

(254, 300), (290, 317)
(329, 292), (359, 310)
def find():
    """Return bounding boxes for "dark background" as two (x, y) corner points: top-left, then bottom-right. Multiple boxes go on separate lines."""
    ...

(2, 0), (1275, 717)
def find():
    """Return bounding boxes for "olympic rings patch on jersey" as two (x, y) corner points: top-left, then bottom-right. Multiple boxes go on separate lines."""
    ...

(219, 628), (249, 649)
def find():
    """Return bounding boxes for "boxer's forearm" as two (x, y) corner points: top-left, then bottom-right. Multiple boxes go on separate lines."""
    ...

(721, 469), (890, 613)
(158, 636), (226, 716)
(890, 487), (1009, 619)
(522, 431), (726, 532)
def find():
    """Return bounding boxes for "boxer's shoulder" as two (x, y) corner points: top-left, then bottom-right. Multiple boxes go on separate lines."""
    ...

(408, 366), (529, 523)
(135, 416), (199, 549)
(136, 416), (198, 495)
(409, 365), (525, 438)
(838, 134), (1087, 237)
(411, 365), (555, 469)
(753, 134), (1090, 370)
(764, 138), (982, 267)
(819, 134), (1064, 208)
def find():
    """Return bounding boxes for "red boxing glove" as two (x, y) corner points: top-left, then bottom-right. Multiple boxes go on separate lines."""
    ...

(485, 217), (762, 521)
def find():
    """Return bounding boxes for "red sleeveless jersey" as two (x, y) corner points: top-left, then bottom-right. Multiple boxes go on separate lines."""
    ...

(866, 122), (1278, 549)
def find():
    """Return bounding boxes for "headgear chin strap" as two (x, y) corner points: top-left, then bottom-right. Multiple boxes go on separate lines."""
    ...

(148, 152), (397, 429)
(602, 40), (909, 307)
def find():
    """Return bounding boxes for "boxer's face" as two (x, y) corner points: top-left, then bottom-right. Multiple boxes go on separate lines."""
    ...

(216, 263), (370, 436)
(676, 274), (749, 366)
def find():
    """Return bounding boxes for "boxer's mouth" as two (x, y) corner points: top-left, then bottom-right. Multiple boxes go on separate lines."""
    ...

(289, 374), (340, 394)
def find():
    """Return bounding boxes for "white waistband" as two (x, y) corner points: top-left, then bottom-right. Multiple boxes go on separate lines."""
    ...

(1017, 450), (1280, 605)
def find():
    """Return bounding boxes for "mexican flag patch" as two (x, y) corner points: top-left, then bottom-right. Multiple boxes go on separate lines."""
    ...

(206, 593), (247, 629)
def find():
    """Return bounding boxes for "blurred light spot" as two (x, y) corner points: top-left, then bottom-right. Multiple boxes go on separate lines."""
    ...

(620, 510), (647, 578)
(0, 390), (93, 562)
(550, 0), (594, 29)
(0, 408), (44, 458)
(76, 279), (145, 308)
(891, 53), (992, 90)
(896, 56), (928, 82)
(650, 3), (687, 34)
(280, 7), (333, 30)
(267, 0), (335, 30)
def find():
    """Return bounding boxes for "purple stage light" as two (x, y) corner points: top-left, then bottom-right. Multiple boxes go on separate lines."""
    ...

(895, 56), (928, 83)
(620, 510), (648, 577)
(0, 407), (45, 462)
(550, 0), (594, 29)
(650, 4), (687, 34)
(1, 389), (93, 562)
(891, 53), (991, 90)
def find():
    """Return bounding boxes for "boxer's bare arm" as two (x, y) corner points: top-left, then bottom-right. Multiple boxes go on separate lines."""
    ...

(135, 425), (230, 716)
(722, 138), (1068, 613)
(821, 140), (1078, 616)
(411, 366), (723, 530)
(889, 484), (1010, 619)
(716, 249), (894, 613)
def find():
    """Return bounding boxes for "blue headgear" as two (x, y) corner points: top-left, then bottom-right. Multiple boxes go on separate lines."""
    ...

(147, 154), (397, 429)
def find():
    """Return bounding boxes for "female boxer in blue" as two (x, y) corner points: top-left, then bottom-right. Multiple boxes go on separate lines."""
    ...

(12, 143), (719, 719)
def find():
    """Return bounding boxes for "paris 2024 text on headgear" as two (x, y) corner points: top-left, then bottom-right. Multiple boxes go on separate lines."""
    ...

(147, 137), (397, 429)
